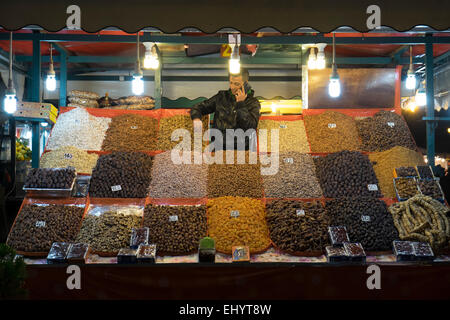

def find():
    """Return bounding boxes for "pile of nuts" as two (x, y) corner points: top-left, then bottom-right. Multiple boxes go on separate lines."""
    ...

(326, 198), (399, 251)
(266, 200), (329, 253)
(158, 115), (209, 151)
(314, 151), (382, 198)
(257, 120), (310, 153)
(262, 152), (323, 198)
(208, 151), (263, 198)
(101, 114), (158, 151)
(142, 204), (207, 254)
(89, 152), (153, 198)
(356, 111), (416, 152)
(76, 208), (142, 253)
(47, 108), (111, 151)
(7, 204), (84, 252)
(207, 196), (271, 254)
(304, 111), (361, 153)
(369, 146), (425, 198)
(395, 177), (420, 199)
(149, 151), (207, 198)
(24, 167), (76, 189)
(40, 146), (99, 174)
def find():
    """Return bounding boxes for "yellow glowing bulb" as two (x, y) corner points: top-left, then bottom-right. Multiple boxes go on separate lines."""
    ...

(447, 128), (450, 134)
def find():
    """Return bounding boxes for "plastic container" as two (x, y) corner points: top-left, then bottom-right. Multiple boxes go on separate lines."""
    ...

(72, 176), (90, 198)
(67, 243), (91, 264)
(328, 226), (350, 246)
(325, 246), (348, 263)
(232, 246), (250, 263)
(47, 242), (71, 264)
(412, 242), (434, 261)
(198, 248), (216, 263)
(136, 244), (156, 264)
(343, 242), (366, 263)
(392, 240), (415, 261)
(117, 248), (137, 264)
(130, 227), (149, 249)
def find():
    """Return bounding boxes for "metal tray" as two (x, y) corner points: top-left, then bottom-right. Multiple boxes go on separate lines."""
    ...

(23, 178), (76, 198)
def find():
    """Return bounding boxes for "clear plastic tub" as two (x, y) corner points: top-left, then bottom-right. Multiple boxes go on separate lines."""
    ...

(47, 242), (71, 264)
(328, 226), (350, 246)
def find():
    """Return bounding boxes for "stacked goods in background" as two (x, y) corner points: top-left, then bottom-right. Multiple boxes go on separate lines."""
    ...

(46, 108), (111, 151)
(304, 111), (361, 153)
(40, 146), (99, 174)
(149, 151), (207, 198)
(142, 204), (207, 254)
(101, 114), (158, 151)
(101, 95), (155, 110)
(67, 90), (100, 108)
(89, 152), (153, 198)
(158, 114), (209, 151)
(356, 111), (417, 152)
(262, 152), (323, 198)
(257, 119), (310, 152)
(208, 151), (263, 198)
(207, 196), (271, 254)
(369, 146), (425, 198)
(266, 200), (329, 254)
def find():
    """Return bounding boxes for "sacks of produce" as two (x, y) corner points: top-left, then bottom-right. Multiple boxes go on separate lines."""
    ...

(69, 90), (100, 100)
(68, 90), (100, 108)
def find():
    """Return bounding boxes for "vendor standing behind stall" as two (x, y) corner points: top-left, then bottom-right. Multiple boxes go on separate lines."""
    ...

(190, 68), (261, 150)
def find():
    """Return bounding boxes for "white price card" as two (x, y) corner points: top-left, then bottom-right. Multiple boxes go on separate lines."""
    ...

(111, 185), (122, 192)
(35, 221), (46, 228)
(169, 215), (179, 222)
(230, 210), (240, 218)
(279, 124), (287, 129)
(387, 122), (395, 128)
(328, 123), (337, 129)
(296, 209), (305, 216)
(130, 126), (139, 130)
(64, 153), (73, 159)
(368, 184), (378, 191)
(361, 215), (371, 222)
(284, 158), (294, 164)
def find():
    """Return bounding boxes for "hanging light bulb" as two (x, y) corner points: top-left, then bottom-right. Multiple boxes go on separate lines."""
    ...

(415, 81), (426, 107)
(315, 43), (327, 70)
(328, 33), (341, 98)
(308, 47), (317, 70)
(132, 33), (144, 95)
(143, 43), (159, 70)
(229, 43), (241, 74)
(46, 44), (56, 91)
(405, 46), (416, 90)
(3, 32), (17, 114)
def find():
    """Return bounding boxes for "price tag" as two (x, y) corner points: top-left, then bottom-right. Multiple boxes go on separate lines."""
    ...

(328, 123), (336, 129)
(111, 185), (122, 192)
(387, 122), (395, 128)
(361, 215), (371, 222)
(296, 209), (305, 216)
(230, 210), (240, 218)
(284, 158), (294, 164)
(368, 184), (378, 191)
(64, 153), (73, 159)
(169, 215), (178, 222)
(279, 124), (287, 129)
(35, 221), (46, 228)
(131, 126), (138, 130)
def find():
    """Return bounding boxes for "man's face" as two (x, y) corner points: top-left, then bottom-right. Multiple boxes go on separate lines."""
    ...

(229, 75), (244, 96)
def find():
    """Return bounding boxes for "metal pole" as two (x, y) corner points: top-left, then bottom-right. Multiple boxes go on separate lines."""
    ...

(154, 46), (162, 108)
(59, 51), (67, 107)
(425, 36), (435, 168)
(31, 32), (41, 168)
(31, 122), (40, 168)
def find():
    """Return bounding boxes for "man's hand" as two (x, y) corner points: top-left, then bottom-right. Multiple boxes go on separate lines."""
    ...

(235, 85), (247, 103)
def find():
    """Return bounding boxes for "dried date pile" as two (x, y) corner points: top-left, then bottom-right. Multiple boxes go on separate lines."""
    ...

(24, 167), (76, 189)
(326, 198), (399, 251)
(142, 204), (207, 254)
(266, 200), (329, 253)
(7, 204), (84, 252)
(89, 152), (153, 198)
(314, 151), (382, 198)
(356, 111), (416, 152)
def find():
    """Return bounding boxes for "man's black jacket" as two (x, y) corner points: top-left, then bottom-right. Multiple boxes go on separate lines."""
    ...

(190, 89), (261, 150)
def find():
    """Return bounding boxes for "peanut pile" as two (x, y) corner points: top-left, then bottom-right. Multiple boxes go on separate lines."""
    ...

(257, 119), (309, 153)
(40, 146), (99, 174)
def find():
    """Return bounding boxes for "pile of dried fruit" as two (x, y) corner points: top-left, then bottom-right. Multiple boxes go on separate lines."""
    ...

(40, 146), (99, 174)
(257, 119), (310, 152)
(207, 196), (271, 254)
(394, 177), (420, 199)
(143, 204), (207, 254)
(24, 167), (76, 189)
